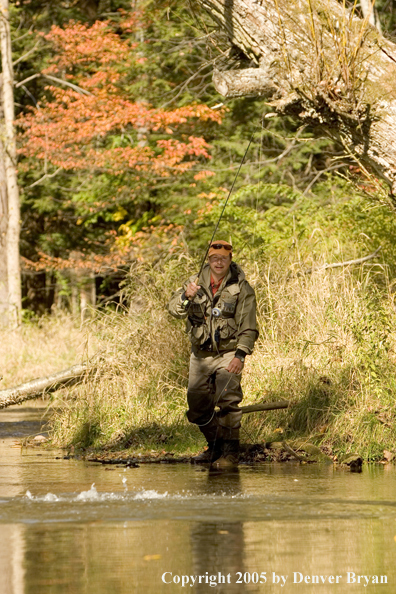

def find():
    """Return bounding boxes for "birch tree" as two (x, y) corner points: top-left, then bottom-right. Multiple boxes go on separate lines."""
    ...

(0, 0), (21, 325)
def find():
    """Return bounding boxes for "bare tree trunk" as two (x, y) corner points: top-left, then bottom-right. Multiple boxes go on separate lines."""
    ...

(0, 0), (21, 326)
(0, 132), (7, 326)
(80, 271), (96, 321)
(196, 0), (396, 196)
(69, 270), (79, 316)
(360, 0), (382, 33)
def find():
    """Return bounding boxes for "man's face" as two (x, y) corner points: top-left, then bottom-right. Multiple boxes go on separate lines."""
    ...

(208, 254), (232, 277)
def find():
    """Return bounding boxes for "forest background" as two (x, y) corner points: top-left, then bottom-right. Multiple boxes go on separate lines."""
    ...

(2, 0), (396, 461)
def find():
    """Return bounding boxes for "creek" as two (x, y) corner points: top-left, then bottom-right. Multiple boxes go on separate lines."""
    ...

(0, 404), (395, 593)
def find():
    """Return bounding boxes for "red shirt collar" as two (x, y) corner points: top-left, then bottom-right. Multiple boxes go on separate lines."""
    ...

(210, 274), (225, 296)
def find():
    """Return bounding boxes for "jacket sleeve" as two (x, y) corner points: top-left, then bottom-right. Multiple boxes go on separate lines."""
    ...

(234, 281), (259, 355)
(167, 285), (190, 320)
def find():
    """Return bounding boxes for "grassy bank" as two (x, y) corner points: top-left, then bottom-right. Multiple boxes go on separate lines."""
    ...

(8, 184), (396, 462)
(48, 247), (396, 461)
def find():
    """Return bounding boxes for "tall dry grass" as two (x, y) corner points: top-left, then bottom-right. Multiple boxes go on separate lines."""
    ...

(242, 253), (396, 460)
(0, 312), (90, 389)
(50, 255), (194, 451)
(49, 247), (396, 460)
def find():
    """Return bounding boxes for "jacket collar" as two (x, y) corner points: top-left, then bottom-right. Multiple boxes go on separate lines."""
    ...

(199, 262), (242, 291)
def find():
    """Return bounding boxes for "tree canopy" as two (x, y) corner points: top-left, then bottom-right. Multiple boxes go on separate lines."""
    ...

(2, 0), (396, 314)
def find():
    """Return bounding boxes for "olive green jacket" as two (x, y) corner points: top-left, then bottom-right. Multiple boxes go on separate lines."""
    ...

(167, 262), (259, 354)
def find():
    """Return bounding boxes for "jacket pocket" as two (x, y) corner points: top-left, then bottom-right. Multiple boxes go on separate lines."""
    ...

(221, 300), (237, 318)
(218, 318), (237, 339)
(187, 321), (210, 346)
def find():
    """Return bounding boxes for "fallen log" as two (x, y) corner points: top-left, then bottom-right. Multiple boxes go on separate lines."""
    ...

(0, 365), (289, 413)
(0, 363), (88, 409)
(196, 0), (396, 196)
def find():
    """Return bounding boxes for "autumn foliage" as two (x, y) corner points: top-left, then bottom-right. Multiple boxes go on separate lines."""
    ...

(19, 14), (222, 271)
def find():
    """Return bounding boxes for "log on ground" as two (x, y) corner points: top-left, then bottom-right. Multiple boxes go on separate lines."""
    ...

(240, 400), (289, 414)
(0, 363), (89, 409)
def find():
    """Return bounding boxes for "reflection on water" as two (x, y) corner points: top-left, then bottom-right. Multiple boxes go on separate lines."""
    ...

(190, 472), (247, 593)
(0, 405), (396, 593)
(0, 525), (24, 594)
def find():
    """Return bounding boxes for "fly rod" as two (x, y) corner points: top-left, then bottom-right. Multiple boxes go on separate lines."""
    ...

(195, 127), (258, 282)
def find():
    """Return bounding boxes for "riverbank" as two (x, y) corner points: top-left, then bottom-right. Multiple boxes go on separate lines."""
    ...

(4, 239), (396, 463)
(50, 251), (396, 462)
(2, 398), (396, 594)
(27, 431), (363, 469)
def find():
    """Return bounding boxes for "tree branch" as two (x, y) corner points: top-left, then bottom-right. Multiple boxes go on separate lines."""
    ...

(303, 247), (382, 275)
(12, 25), (34, 44)
(213, 67), (280, 98)
(15, 72), (40, 88)
(43, 74), (92, 96)
(13, 40), (40, 66)
(15, 73), (92, 96)
(27, 167), (62, 189)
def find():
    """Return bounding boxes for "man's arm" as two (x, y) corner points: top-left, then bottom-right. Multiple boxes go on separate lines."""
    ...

(225, 281), (259, 374)
(167, 279), (201, 320)
(234, 282), (259, 355)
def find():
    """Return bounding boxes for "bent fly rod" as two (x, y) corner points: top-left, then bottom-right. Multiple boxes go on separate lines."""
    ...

(195, 127), (258, 281)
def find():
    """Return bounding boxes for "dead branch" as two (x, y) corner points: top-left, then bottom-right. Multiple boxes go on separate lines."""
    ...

(304, 246), (382, 275)
(282, 441), (305, 461)
(240, 400), (289, 413)
(15, 73), (92, 96)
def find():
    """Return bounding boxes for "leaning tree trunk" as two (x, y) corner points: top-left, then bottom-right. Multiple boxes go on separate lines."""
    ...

(0, 0), (21, 326)
(195, 0), (396, 196)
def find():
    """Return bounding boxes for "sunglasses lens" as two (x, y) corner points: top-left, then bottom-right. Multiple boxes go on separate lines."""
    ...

(211, 244), (232, 250)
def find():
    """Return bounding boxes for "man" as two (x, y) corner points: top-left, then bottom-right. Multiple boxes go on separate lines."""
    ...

(167, 240), (258, 468)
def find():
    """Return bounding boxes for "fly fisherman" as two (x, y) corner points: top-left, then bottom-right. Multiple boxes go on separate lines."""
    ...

(167, 240), (259, 468)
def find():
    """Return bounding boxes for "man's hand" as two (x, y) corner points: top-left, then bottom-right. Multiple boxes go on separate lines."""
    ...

(226, 357), (244, 374)
(185, 281), (201, 300)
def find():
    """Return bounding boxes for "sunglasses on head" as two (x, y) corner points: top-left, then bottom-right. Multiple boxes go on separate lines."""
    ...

(211, 243), (232, 251)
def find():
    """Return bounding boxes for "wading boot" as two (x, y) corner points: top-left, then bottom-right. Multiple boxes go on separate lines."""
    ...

(191, 440), (222, 464)
(211, 440), (239, 469)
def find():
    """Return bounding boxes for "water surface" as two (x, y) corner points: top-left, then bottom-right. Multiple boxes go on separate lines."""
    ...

(0, 404), (395, 593)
